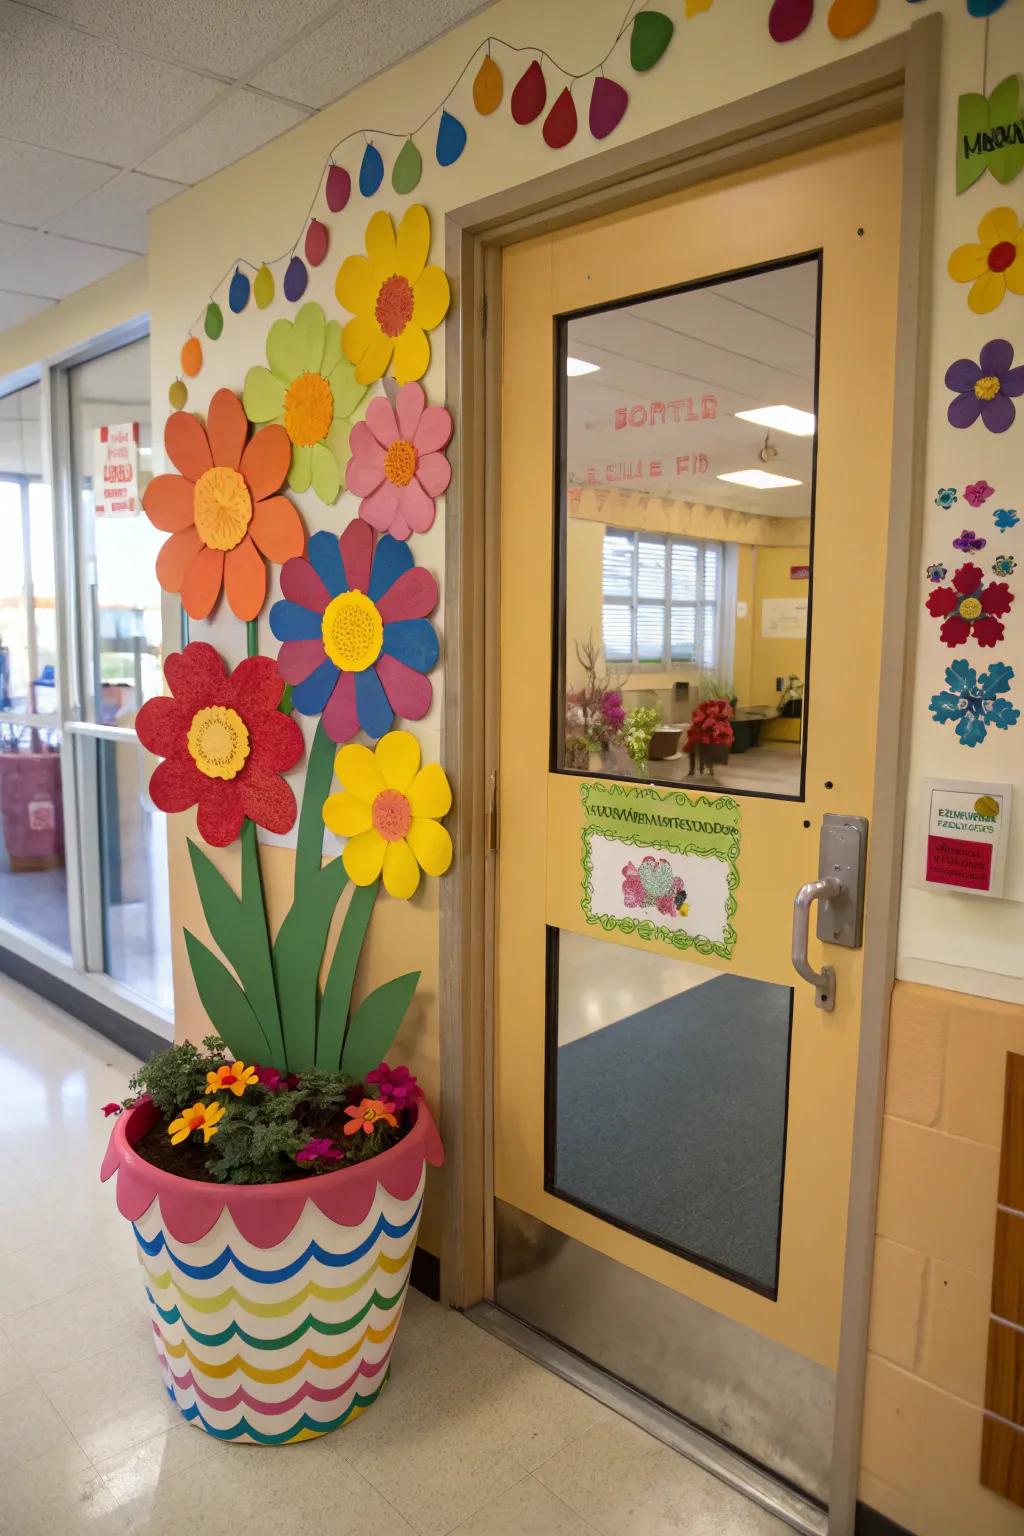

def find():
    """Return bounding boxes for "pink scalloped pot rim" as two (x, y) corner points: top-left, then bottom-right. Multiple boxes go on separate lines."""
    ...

(101, 1097), (444, 1248)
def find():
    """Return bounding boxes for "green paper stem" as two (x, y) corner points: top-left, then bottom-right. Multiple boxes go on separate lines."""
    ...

(246, 618), (259, 658)
(294, 720), (335, 899)
(341, 970), (420, 1081)
(273, 856), (348, 1071)
(185, 930), (271, 1063)
(317, 880), (379, 1070)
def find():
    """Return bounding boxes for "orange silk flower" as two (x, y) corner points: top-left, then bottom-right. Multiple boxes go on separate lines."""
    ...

(144, 388), (304, 622)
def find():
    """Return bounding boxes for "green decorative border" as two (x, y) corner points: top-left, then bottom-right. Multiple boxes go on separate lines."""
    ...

(579, 782), (740, 960)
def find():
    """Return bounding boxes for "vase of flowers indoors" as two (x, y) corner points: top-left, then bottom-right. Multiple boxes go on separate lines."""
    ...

(622, 705), (662, 774)
(685, 697), (735, 777)
(565, 634), (625, 771)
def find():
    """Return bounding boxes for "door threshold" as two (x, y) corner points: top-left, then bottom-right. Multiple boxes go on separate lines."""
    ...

(467, 1301), (828, 1536)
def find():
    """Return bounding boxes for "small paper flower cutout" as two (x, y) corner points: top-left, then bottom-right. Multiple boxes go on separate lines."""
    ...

(366, 1062), (420, 1107)
(929, 659), (1019, 747)
(347, 382), (453, 540)
(994, 554), (1018, 576)
(994, 507), (1020, 531)
(243, 302), (369, 505)
(343, 1097), (398, 1135)
(295, 1137), (343, 1164)
(168, 1100), (224, 1145)
(322, 729), (453, 900)
(335, 205), (450, 385)
(934, 488), (958, 509)
(926, 563), (948, 583)
(205, 1062), (259, 1097)
(953, 529), (987, 552)
(101, 1102), (122, 1117)
(964, 479), (995, 507)
(948, 206), (1024, 313)
(945, 339), (1024, 432)
(925, 562), (1014, 647)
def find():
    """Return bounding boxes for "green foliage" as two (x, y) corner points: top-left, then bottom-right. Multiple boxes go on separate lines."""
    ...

(622, 705), (661, 769)
(697, 673), (736, 704)
(128, 1036), (225, 1117)
(202, 1091), (304, 1185)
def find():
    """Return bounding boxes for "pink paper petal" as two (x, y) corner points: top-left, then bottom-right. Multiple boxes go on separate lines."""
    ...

(280, 556), (331, 613)
(375, 652), (433, 720)
(389, 513), (412, 540)
(349, 419), (386, 466)
(365, 395), (400, 448)
(376, 566), (439, 622)
(359, 478), (402, 530)
(401, 476), (436, 534)
(322, 670), (360, 743)
(339, 518), (373, 594)
(395, 381), (426, 441)
(346, 458), (386, 496)
(277, 638), (328, 684)
(416, 451), (451, 497)
(413, 405), (454, 454)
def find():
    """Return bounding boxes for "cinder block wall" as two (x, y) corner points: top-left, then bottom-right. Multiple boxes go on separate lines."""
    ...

(860, 981), (1023, 1536)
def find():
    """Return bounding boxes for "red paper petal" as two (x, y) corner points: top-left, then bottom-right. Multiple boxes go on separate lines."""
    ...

(322, 671), (359, 743)
(543, 87), (577, 150)
(196, 780), (246, 848)
(246, 709), (304, 774)
(340, 518), (374, 594)
(239, 769), (297, 835)
(280, 556), (330, 614)
(925, 586), (959, 617)
(277, 638), (327, 685)
(983, 581), (1015, 617)
(305, 219), (329, 267)
(375, 653), (432, 720)
(589, 75), (628, 140)
(149, 757), (202, 814)
(326, 164), (351, 213)
(769, 0), (814, 42)
(165, 642), (229, 711)
(938, 614), (971, 647)
(135, 695), (188, 757)
(511, 60), (546, 125)
(952, 562), (983, 595)
(972, 616), (1006, 647)
(228, 655), (286, 715)
(375, 566), (439, 623)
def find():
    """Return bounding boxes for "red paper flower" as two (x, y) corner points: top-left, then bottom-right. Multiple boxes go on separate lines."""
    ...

(101, 1102), (122, 1117)
(136, 642), (304, 847)
(924, 562), (1014, 648)
(685, 698), (735, 748)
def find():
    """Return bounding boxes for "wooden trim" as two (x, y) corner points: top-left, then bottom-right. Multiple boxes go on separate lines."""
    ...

(981, 1415), (1024, 1510)
(982, 1052), (1024, 1507)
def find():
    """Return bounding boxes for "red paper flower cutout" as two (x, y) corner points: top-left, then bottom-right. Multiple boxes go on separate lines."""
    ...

(136, 642), (304, 847)
(924, 562), (1014, 648)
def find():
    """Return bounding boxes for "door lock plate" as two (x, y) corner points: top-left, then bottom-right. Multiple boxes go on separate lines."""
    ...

(816, 813), (868, 949)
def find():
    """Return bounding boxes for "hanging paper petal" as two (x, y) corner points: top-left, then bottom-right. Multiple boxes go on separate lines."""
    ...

(359, 142), (384, 197)
(473, 53), (503, 114)
(630, 11), (674, 70)
(228, 267), (250, 314)
(967, 0), (1008, 14)
(326, 163), (351, 212)
(168, 379), (188, 410)
(305, 219), (329, 266)
(283, 255), (308, 302)
(589, 75), (628, 140)
(180, 337), (202, 378)
(827, 0), (877, 37)
(253, 263), (275, 310)
(436, 110), (467, 167)
(204, 301), (223, 340)
(392, 136), (423, 193)
(768, 0), (813, 41)
(511, 59), (547, 125)
(543, 87), (577, 150)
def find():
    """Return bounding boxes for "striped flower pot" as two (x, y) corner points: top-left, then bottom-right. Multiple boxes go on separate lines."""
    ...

(101, 1098), (443, 1445)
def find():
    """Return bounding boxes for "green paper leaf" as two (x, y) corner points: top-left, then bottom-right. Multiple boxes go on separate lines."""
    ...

(392, 137), (423, 194)
(204, 302), (224, 340)
(295, 720), (335, 899)
(956, 74), (1024, 194)
(341, 970), (420, 1081)
(630, 11), (673, 72)
(317, 881), (378, 1070)
(273, 856), (348, 1071)
(184, 930), (270, 1064)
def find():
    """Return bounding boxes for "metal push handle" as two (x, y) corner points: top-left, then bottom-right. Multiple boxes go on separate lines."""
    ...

(792, 875), (844, 1012)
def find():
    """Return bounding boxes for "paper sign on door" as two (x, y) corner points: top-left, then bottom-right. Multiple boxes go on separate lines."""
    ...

(920, 779), (1012, 898)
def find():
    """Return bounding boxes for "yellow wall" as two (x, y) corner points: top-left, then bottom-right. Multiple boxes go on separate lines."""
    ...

(733, 544), (754, 708)
(750, 545), (810, 706)
(0, 258), (147, 377)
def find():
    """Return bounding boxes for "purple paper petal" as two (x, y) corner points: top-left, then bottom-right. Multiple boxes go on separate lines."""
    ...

(945, 358), (982, 392)
(979, 338), (1014, 377)
(981, 392), (1016, 433)
(947, 392), (982, 430)
(1000, 366), (1024, 399)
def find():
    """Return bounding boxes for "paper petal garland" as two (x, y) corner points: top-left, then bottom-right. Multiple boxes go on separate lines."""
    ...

(473, 53), (503, 114)
(359, 142), (384, 197)
(924, 562), (1014, 648)
(346, 381), (453, 540)
(283, 255), (308, 302)
(228, 268), (250, 314)
(305, 219), (329, 267)
(543, 87), (577, 149)
(511, 59), (547, 125)
(945, 339), (1024, 431)
(204, 302), (224, 340)
(326, 163), (352, 212)
(590, 75), (628, 139)
(768, 0), (814, 42)
(253, 263), (275, 309)
(392, 137), (423, 194)
(827, 0), (878, 38)
(436, 110), (467, 166)
(630, 10), (674, 70)
(335, 204), (450, 386)
(181, 337), (203, 378)
(929, 659), (1019, 747)
(169, 380), (188, 410)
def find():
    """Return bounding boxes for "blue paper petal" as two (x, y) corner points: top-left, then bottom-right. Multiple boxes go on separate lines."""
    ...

(292, 659), (341, 716)
(928, 690), (962, 724)
(989, 696), (1021, 730)
(355, 666), (394, 739)
(269, 599), (323, 643)
(283, 256), (308, 302)
(979, 661), (1015, 697)
(944, 658), (977, 695)
(436, 110), (467, 167)
(359, 142), (384, 197)
(381, 617), (439, 673)
(368, 534), (414, 601)
(955, 714), (988, 747)
(308, 530), (347, 596)
(966, 0), (1008, 16)
(228, 268), (250, 314)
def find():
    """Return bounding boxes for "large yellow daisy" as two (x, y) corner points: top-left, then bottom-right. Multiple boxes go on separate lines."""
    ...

(322, 729), (452, 900)
(335, 205), (450, 386)
(948, 206), (1024, 315)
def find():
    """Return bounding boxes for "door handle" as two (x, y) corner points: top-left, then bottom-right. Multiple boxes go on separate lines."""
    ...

(792, 875), (844, 1012)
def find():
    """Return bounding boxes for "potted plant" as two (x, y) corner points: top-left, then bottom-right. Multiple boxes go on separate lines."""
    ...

(565, 634), (625, 770)
(621, 704), (662, 774)
(685, 697), (735, 777)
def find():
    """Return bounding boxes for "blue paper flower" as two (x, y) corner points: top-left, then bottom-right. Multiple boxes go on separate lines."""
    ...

(994, 507), (1020, 531)
(993, 554), (1018, 577)
(926, 563), (947, 583)
(929, 658), (1019, 747)
(934, 488), (958, 509)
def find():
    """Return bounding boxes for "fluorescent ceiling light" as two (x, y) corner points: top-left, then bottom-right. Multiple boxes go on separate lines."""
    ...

(735, 404), (815, 436)
(566, 357), (600, 376)
(718, 469), (802, 490)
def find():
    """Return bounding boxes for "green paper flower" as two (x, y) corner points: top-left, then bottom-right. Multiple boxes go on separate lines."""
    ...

(242, 301), (369, 506)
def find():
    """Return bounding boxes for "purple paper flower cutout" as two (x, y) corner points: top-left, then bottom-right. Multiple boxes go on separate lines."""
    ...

(945, 339), (1024, 433)
(366, 1062), (421, 1108)
(953, 529), (987, 552)
(964, 479), (995, 508)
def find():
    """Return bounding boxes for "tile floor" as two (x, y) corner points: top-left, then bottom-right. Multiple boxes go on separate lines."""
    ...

(0, 972), (791, 1536)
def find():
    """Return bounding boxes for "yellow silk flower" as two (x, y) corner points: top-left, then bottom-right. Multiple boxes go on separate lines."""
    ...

(322, 729), (452, 900)
(948, 206), (1024, 314)
(168, 1100), (224, 1145)
(335, 205), (450, 386)
(205, 1061), (259, 1097)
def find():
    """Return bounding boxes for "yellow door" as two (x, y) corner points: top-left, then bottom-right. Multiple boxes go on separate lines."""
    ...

(495, 124), (900, 1497)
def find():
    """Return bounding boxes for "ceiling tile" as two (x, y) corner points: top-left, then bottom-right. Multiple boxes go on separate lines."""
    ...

(48, 171), (185, 253)
(0, 291), (53, 329)
(138, 88), (308, 184)
(0, 3), (223, 166)
(0, 224), (136, 300)
(249, 0), (491, 110)
(26, 0), (340, 81)
(0, 138), (116, 228)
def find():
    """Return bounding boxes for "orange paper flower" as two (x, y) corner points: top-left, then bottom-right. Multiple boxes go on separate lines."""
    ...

(205, 1061), (259, 1097)
(343, 1097), (398, 1136)
(143, 388), (304, 622)
(168, 1100), (224, 1145)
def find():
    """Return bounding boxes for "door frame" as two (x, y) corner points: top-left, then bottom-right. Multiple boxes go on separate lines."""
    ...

(439, 17), (940, 1535)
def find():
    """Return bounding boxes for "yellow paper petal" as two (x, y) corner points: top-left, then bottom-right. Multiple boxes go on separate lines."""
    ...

(412, 264), (450, 331)
(395, 204), (431, 284)
(382, 838), (420, 899)
(323, 790), (373, 838)
(335, 254), (377, 318)
(392, 326), (429, 385)
(356, 332), (394, 386)
(375, 730), (420, 792)
(408, 762), (452, 819)
(342, 312), (378, 369)
(947, 243), (989, 283)
(969, 269), (1007, 314)
(335, 742), (386, 802)
(407, 817), (453, 878)
(343, 828), (387, 886)
(1004, 253), (1024, 295)
(365, 209), (398, 279)
(978, 206), (1018, 248)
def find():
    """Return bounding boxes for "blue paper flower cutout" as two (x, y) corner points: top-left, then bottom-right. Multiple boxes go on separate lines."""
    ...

(994, 507), (1020, 531)
(934, 488), (958, 509)
(926, 563), (947, 583)
(993, 554), (1018, 577)
(929, 658), (1020, 747)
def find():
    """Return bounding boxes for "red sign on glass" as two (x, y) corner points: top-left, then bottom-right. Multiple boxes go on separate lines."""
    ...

(790, 565), (810, 580)
(613, 397), (718, 429)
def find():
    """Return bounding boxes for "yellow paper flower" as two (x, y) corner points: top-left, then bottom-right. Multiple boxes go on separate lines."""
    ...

(168, 1100), (224, 1145)
(322, 729), (452, 900)
(205, 1061), (259, 1097)
(335, 205), (450, 386)
(948, 206), (1024, 314)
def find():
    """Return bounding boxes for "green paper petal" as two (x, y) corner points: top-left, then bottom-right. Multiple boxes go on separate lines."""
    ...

(328, 355), (369, 422)
(294, 301), (327, 372)
(289, 441), (313, 493)
(392, 137), (423, 195)
(630, 10), (673, 71)
(242, 366), (286, 425)
(321, 319), (342, 381)
(324, 411), (351, 460)
(267, 317), (305, 384)
(311, 441), (341, 505)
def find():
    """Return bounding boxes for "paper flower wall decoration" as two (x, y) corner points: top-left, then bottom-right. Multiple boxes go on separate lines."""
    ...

(935, 488), (958, 508)
(347, 382), (453, 540)
(929, 659), (1019, 746)
(323, 730), (453, 899)
(994, 508), (1020, 531)
(143, 389), (303, 622)
(948, 207), (1024, 313)
(270, 520), (439, 745)
(953, 529), (987, 552)
(335, 205), (450, 385)
(242, 302), (369, 505)
(945, 339), (1024, 432)
(136, 643), (303, 848)
(926, 563), (948, 583)
(964, 479), (995, 507)
(994, 554), (1018, 577)
(924, 562), (1014, 647)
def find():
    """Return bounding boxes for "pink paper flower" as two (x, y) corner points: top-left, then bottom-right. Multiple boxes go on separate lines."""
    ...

(295, 1136), (343, 1164)
(964, 479), (995, 508)
(366, 1062), (421, 1108)
(346, 382), (453, 540)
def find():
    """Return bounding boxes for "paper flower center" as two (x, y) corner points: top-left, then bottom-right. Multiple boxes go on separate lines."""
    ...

(958, 595), (983, 621)
(988, 240), (1017, 273)
(193, 466), (252, 551)
(371, 788), (412, 842)
(187, 1112), (205, 1130)
(384, 438), (418, 487)
(375, 274), (415, 338)
(322, 590), (384, 672)
(187, 706), (251, 780)
(974, 374), (1001, 401)
(283, 371), (334, 446)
